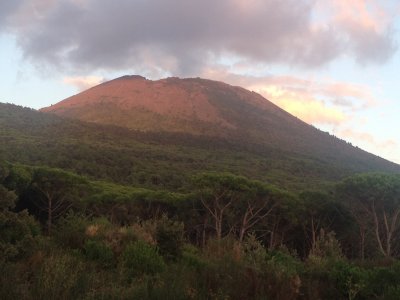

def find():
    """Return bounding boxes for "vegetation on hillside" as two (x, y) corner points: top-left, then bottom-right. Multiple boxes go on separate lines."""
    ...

(2, 103), (400, 299)
(1, 103), (398, 192)
(2, 162), (400, 299)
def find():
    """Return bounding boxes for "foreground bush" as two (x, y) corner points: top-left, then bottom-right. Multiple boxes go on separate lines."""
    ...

(32, 253), (88, 300)
(121, 240), (165, 280)
(84, 239), (115, 267)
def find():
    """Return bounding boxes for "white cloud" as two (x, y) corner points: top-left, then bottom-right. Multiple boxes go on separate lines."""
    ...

(336, 127), (399, 162)
(63, 75), (104, 91)
(200, 67), (375, 126)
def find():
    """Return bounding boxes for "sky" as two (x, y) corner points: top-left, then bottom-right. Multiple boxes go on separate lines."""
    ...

(1, 0), (400, 163)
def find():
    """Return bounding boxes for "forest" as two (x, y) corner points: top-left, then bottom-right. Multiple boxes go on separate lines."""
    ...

(2, 103), (400, 299)
(3, 162), (400, 299)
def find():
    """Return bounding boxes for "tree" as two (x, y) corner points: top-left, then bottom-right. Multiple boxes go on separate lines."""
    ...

(30, 167), (87, 235)
(0, 161), (9, 184)
(299, 191), (341, 254)
(337, 174), (400, 258)
(2, 164), (32, 195)
(193, 173), (280, 243)
(0, 183), (40, 262)
(0, 185), (16, 212)
(262, 192), (299, 250)
(193, 173), (242, 240)
(234, 181), (279, 243)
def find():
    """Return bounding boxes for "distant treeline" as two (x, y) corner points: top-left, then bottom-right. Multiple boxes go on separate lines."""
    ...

(1, 102), (398, 196)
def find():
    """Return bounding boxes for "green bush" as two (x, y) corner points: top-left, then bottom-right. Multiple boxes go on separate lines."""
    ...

(302, 258), (369, 300)
(309, 229), (343, 260)
(181, 243), (206, 269)
(243, 234), (267, 270)
(84, 239), (114, 267)
(0, 262), (29, 300)
(129, 264), (195, 300)
(121, 240), (165, 280)
(0, 209), (40, 262)
(0, 184), (17, 211)
(365, 262), (400, 299)
(32, 253), (88, 300)
(54, 212), (90, 249)
(330, 260), (369, 300)
(263, 249), (303, 300)
(155, 215), (184, 261)
(384, 285), (400, 300)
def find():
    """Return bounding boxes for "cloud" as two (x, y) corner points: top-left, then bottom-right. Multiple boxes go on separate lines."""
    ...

(1, 0), (397, 75)
(200, 67), (376, 126)
(202, 62), (400, 164)
(317, 82), (376, 109)
(257, 86), (348, 125)
(338, 128), (397, 149)
(0, 0), (23, 29)
(63, 75), (104, 91)
(324, 0), (397, 64)
(336, 127), (399, 162)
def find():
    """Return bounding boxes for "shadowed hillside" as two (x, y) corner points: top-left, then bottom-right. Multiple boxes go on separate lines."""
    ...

(40, 75), (400, 177)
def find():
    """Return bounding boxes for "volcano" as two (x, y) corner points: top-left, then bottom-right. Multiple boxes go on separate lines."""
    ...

(40, 75), (399, 176)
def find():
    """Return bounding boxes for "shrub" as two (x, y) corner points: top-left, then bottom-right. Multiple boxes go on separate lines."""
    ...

(0, 262), (29, 300)
(263, 249), (303, 299)
(129, 264), (196, 300)
(384, 285), (400, 300)
(0, 209), (40, 262)
(242, 233), (267, 270)
(330, 260), (369, 300)
(155, 215), (184, 261)
(309, 229), (343, 260)
(181, 243), (206, 269)
(365, 262), (400, 299)
(32, 253), (88, 300)
(121, 240), (165, 280)
(54, 211), (90, 249)
(84, 239), (114, 268)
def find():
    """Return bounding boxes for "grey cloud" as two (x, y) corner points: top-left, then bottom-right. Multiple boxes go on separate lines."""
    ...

(2, 0), (397, 75)
(0, 0), (23, 29)
(350, 28), (397, 65)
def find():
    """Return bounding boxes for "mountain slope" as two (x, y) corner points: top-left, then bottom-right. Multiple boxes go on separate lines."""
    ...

(42, 76), (235, 135)
(41, 76), (398, 170)
(41, 76), (322, 144)
(1, 102), (400, 192)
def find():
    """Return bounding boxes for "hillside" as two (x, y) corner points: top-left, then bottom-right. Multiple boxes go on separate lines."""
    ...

(40, 75), (400, 175)
(2, 103), (334, 191)
(42, 76), (234, 135)
(42, 76), (335, 150)
(3, 82), (400, 299)
(1, 85), (399, 193)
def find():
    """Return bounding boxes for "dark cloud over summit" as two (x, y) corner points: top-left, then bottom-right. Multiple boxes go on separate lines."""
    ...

(1, 0), (397, 75)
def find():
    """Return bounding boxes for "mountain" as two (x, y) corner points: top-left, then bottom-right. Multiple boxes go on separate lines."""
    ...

(42, 76), (326, 147)
(41, 75), (399, 170)
(3, 79), (400, 299)
(42, 76), (235, 135)
(1, 76), (399, 192)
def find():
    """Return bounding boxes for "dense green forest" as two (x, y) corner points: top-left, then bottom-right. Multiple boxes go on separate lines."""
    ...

(2, 103), (400, 299)
(1, 103), (399, 192)
(3, 163), (400, 299)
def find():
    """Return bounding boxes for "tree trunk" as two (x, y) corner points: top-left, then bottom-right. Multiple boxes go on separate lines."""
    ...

(202, 217), (208, 248)
(239, 211), (249, 243)
(372, 206), (387, 257)
(216, 217), (222, 240)
(360, 227), (365, 261)
(48, 197), (52, 235)
(311, 217), (316, 251)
